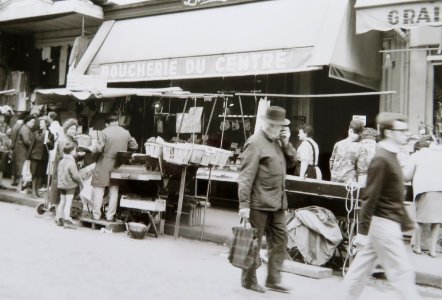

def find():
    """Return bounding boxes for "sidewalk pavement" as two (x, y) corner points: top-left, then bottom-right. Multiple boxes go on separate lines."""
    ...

(1, 178), (441, 289)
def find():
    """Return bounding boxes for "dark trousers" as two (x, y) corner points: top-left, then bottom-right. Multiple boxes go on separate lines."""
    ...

(241, 209), (288, 287)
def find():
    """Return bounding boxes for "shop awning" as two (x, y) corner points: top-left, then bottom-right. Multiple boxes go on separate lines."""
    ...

(0, 0), (103, 34)
(355, 0), (442, 34)
(77, 0), (382, 90)
(35, 87), (183, 104)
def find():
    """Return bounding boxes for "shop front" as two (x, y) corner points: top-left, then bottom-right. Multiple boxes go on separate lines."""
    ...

(33, 0), (388, 245)
(74, 0), (383, 177)
(355, 0), (442, 137)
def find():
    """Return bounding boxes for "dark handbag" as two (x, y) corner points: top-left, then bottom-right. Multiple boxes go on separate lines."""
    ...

(228, 220), (261, 269)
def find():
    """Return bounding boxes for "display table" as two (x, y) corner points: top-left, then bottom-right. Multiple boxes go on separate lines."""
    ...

(196, 167), (413, 214)
(111, 164), (162, 181)
(111, 162), (164, 237)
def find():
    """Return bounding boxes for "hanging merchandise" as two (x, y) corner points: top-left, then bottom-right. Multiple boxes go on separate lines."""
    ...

(243, 119), (251, 131)
(220, 120), (230, 131)
(231, 120), (240, 131)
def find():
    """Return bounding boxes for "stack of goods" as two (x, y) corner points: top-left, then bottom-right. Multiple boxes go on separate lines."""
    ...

(144, 137), (232, 167)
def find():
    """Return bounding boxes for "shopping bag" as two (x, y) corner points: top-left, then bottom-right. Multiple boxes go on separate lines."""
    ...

(228, 221), (261, 269)
(21, 160), (32, 183)
(79, 176), (93, 205)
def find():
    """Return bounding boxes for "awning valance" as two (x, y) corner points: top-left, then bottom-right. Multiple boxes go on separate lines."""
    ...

(78, 0), (382, 90)
(35, 87), (183, 104)
(355, 0), (442, 34)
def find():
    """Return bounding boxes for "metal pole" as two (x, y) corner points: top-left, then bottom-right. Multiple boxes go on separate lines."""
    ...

(220, 97), (228, 148)
(174, 166), (187, 239)
(200, 166), (212, 240)
(176, 98), (189, 141)
(238, 95), (247, 143)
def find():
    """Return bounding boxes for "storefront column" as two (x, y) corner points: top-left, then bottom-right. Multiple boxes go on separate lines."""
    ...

(408, 49), (432, 133)
(380, 32), (409, 121)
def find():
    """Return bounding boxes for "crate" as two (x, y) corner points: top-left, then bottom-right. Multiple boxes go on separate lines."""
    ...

(144, 142), (162, 158)
(162, 142), (192, 165)
(210, 148), (232, 167)
(120, 196), (166, 212)
(189, 145), (215, 166)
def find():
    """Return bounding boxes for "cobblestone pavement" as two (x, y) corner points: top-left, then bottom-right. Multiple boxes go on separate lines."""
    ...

(0, 202), (441, 300)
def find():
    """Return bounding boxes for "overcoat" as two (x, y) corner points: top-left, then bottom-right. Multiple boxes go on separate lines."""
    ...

(91, 124), (138, 187)
(13, 125), (34, 176)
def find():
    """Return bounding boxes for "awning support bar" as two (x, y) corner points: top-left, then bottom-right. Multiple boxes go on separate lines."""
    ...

(235, 91), (396, 98)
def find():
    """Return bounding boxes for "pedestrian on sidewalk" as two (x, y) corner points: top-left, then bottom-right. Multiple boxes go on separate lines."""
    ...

(238, 106), (297, 294)
(342, 112), (421, 300)
(0, 113), (12, 189)
(403, 140), (442, 258)
(29, 117), (54, 198)
(13, 115), (36, 193)
(56, 142), (82, 228)
(89, 115), (138, 222)
(48, 118), (81, 226)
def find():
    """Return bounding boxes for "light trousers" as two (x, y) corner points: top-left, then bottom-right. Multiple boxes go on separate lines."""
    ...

(342, 216), (421, 300)
(92, 185), (119, 221)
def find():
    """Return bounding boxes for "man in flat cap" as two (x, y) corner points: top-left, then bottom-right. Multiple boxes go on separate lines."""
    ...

(238, 106), (297, 293)
(90, 115), (138, 222)
(342, 112), (421, 300)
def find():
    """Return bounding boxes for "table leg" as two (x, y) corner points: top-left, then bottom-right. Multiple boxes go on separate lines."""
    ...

(147, 212), (159, 238)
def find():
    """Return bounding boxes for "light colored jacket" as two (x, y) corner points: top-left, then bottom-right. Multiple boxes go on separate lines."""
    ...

(407, 145), (442, 199)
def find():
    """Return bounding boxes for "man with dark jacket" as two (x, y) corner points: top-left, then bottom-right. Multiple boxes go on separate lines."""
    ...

(342, 112), (420, 300)
(90, 115), (138, 222)
(238, 106), (297, 293)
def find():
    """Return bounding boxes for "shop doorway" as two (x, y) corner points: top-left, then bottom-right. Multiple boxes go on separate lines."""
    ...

(312, 79), (379, 180)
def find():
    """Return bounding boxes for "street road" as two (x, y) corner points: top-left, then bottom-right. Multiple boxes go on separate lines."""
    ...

(0, 202), (441, 300)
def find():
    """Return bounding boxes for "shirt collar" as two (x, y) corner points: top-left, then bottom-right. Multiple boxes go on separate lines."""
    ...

(260, 129), (275, 142)
(63, 154), (75, 160)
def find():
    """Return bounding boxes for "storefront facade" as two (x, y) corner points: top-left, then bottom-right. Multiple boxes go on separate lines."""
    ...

(73, 0), (383, 179)
(0, 0), (104, 110)
(355, 0), (442, 137)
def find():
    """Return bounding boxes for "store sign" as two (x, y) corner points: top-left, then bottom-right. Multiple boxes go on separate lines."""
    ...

(88, 48), (311, 82)
(353, 115), (366, 126)
(182, 0), (228, 6)
(67, 73), (107, 91)
(356, 1), (442, 34)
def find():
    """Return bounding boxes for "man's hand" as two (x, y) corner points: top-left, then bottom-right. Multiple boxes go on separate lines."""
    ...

(353, 234), (368, 248)
(239, 208), (250, 219)
(279, 127), (291, 146)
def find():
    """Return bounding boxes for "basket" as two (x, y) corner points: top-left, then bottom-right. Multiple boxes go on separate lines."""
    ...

(210, 148), (232, 167)
(189, 145), (215, 166)
(76, 134), (92, 149)
(144, 142), (162, 158)
(162, 142), (192, 165)
(127, 222), (148, 239)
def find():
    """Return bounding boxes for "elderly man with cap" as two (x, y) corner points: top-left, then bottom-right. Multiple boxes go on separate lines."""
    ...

(342, 112), (421, 300)
(238, 106), (297, 293)
(90, 115), (138, 222)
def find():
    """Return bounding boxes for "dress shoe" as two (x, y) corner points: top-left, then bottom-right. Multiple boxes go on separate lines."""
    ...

(243, 283), (265, 293)
(265, 283), (291, 294)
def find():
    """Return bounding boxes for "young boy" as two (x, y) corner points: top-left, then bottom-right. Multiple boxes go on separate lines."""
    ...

(57, 142), (82, 228)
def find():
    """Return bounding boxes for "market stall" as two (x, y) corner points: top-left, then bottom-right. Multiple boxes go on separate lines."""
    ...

(35, 83), (243, 238)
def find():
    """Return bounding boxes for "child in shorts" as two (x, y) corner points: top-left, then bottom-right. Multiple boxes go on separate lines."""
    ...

(57, 142), (82, 227)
